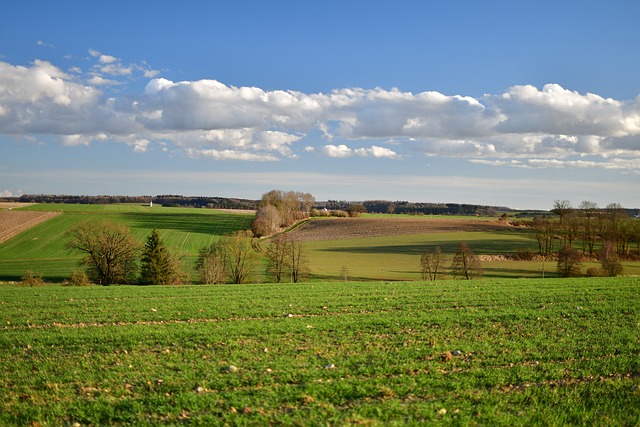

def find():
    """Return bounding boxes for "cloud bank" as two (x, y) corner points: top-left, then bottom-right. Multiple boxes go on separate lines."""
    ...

(1, 56), (639, 171)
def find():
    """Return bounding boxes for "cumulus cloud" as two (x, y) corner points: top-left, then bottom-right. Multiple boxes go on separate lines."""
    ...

(318, 144), (399, 159)
(1, 55), (640, 171)
(320, 144), (353, 158)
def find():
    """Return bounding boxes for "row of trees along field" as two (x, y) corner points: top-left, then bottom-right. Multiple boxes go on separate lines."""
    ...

(65, 220), (308, 286)
(532, 200), (640, 259)
(66, 222), (183, 286)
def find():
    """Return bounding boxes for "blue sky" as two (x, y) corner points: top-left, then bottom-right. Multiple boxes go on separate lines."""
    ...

(1, 1), (639, 210)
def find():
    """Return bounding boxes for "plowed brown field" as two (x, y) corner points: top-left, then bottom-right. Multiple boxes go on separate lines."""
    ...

(0, 202), (36, 209)
(289, 217), (515, 241)
(0, 211), (61, 244)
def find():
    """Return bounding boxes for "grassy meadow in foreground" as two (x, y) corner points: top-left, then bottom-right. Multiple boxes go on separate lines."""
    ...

(1, 277), (639, 426)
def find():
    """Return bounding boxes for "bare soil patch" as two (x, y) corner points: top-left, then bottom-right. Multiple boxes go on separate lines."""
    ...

(288, 217), (515, 241)
(0, 202), (36, 210)
(0, 211), (61, 244)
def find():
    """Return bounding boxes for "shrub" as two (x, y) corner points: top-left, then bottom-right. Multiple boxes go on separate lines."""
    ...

(21, 270), (45, 287)
(513, 248), (535, 261)
(586, 267), (601, 277)
(599, 241), (623, 277)
(64, 270), (92, 286)
(557, 246), (582, 278)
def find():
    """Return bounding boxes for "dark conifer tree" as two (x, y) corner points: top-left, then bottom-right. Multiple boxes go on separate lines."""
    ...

(139, 229), (174, 285)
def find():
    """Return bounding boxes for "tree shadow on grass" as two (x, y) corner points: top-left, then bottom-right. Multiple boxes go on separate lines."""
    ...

(317, 237), (536, 256)
(119, 212), (253, 237)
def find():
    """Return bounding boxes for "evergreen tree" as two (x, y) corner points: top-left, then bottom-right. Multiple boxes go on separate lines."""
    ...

(139, 229), (174, 285)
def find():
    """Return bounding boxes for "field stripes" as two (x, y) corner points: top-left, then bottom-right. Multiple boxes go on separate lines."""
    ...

(0, 211), (61, 244)
(0, 205), (254, 281)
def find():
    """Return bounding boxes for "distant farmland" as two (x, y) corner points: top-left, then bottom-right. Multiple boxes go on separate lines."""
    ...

(1, 204), (639, 283)
(0, 204), (253, 282)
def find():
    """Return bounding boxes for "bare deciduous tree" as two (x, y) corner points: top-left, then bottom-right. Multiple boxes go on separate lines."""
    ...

(265, 234), (289, 283)
(450, 242), (482, 280)
(220, 230), (260, 284)
(252, 190), (315, 236)
(552, 200), (573, 223)
(196, 241), (226, 284)
(289, 239), (308, 283)
(66, 220), (139, 285)
(251, 205), (282, 238)
(265, 234), (309, 283)
(420, 246), (442, 281)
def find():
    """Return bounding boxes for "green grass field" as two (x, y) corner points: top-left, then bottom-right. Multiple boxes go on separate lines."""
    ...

(0, 204), (254, 282)
(304, 230), (536, 281)
(1, 278), (639, 426)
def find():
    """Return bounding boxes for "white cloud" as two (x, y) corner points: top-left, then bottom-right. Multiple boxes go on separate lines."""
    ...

(1, 55), (640, 171)
(470, 157), (640, 174)
(36, 40), (54, 48)
(320, 144), (353, 158)
(319, 143), (398, 159)
(98, 54), (117, 64)
(87, 74), (120, 86)
(131, 139), (149, 153)
(355, 145), (400, 159)
(186, 148), (279, 161)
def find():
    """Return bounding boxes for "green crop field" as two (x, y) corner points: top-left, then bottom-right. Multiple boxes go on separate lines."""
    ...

(304, 230), (536, 281)
(0, 204), (254, 282)
(1, 278), (639, 426)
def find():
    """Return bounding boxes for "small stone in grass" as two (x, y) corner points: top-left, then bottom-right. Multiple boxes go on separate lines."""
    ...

(437, 408), (447, 416)
(226, 365), (238, 373)
(452, 350), (462, 357)
(324, 363), (336, 369)
(195, 386), (205, 393)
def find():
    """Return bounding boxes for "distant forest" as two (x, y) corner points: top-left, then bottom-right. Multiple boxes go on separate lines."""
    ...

(16, 194), (259, 210)
(325, 200), (515, 216)
(12, 194), (527, 216)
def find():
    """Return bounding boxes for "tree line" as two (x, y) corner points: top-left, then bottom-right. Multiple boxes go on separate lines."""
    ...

(14, 194), (514, 216)
(64, 189), (313, 286)
(323, 200), (512, 216)
(531, 201), (640, 256)
(65, 220), (309, 286)
(17, 194), (259, 210)
(525, 200), (640, 278)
